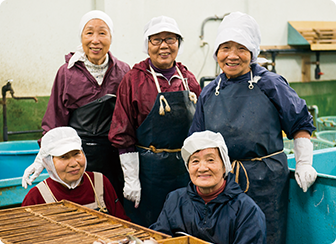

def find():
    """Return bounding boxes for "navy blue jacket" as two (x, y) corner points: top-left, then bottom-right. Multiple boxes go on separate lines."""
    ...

(150, 173), (266, 244)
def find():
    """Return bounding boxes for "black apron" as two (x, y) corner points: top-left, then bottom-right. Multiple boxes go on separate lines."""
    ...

(69, 94), (124, 204)
(123, 90), (195, 227)
(204, 79), (289, 244)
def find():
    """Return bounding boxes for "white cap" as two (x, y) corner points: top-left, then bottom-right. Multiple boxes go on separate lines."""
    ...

(181, 130), (232, 178)
(40, 127), (82, 157)
(213, 11), (261, 63)
(142, 15), (184, 55)
(40, 127), (86, 189)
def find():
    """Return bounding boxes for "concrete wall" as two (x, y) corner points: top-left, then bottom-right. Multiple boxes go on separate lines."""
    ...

(1, 0), (336, 97)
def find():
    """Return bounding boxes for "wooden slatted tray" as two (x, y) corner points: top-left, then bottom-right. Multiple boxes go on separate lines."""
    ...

(0, 200), (170, 244)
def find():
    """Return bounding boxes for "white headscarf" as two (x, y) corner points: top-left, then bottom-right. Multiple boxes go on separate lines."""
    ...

(181, 130), (232, 178)
(213, 11), (261, 64)
(40, 127), (87, 189)
(67, 10), (114, 69)
(142, 15), (184, 55)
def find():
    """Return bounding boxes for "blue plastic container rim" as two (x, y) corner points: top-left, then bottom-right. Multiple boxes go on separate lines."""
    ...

(0, 149), (39, 155)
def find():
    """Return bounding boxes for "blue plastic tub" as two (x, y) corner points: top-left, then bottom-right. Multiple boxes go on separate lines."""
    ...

(286, 147), (336, 244)
(0, 140), (48, 208)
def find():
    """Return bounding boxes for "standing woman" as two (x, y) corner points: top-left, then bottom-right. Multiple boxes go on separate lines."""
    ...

(108, 16), (202, 227)
(22, 10), (130, 204)
(189, 12), (317, 243)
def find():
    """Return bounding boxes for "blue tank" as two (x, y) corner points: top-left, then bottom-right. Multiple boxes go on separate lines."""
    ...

(0, 140), (48, 208)
(287, 147), (336, 244)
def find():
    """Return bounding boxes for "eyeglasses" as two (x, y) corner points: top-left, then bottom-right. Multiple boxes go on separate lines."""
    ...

(149, 37), (178, 46)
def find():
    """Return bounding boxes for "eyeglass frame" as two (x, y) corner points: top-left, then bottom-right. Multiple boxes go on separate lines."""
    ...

(149, 36), (180, 46)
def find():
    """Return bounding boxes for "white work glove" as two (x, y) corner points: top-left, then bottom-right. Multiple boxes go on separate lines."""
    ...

(21, 151), (45, 189)
(119, 152), (141, 208)
(293, 137), (317, 192)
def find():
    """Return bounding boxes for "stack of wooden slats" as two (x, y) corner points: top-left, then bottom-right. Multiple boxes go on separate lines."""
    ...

(298, 28), (336, 44)
(0, 200), (169, 244)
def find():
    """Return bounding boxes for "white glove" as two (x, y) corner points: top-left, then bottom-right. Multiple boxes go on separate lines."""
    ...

(22, 151), (45, 189)
(294, 137), (317, 192)
(120, 152), (141, 208)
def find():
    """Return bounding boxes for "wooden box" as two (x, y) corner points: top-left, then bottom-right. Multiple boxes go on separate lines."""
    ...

(158, 236), (210, 244)
(0, 200), (170, 244)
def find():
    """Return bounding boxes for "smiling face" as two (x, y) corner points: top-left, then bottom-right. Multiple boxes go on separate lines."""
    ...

(148, 31), (179, 69)
(81, 19), (111, 65)
(188, 148), (225, 194)
(53, 150), (86, 186)
(217, 41), (252, 79)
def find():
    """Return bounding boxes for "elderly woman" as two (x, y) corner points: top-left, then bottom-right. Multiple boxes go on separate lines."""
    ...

(189, 12), (317, 243)
(150, 130), (266, 243)
(22, 10), (130, 203)
(108, 16), (202, 227)
(22, 127), (130, 221)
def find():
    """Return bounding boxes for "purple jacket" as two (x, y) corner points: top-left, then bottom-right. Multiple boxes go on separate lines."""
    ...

(41, 51), (130, 136)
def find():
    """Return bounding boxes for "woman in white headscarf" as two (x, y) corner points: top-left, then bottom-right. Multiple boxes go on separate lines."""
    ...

(150, 130), (266, 244)
(108, 16), (201, 227)
(189, 12), (317, 244)
(21, 10), (130, 204)
(22, 127), (130, 221)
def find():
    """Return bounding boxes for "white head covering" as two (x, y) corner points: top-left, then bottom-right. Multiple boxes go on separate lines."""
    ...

(68, 10), (114, 69)
(40, 126), (87, 189)
(142, 15), (184, 55)
(213, 11), (261, 64)
(181, 130), (232, 178)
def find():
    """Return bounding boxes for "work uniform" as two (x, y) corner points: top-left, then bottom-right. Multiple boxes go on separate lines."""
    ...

(150, 173), (266, 244)
(189, 63), (315, 243)
(41, 51), (130, 202)
(22, 172), (130, 221)
(109, 58), (201, 227)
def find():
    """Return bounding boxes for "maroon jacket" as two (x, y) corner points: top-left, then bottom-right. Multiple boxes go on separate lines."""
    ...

(22, 172), (130, 221)
(108, 58), (202, 148)
(41, 51), (130, 136)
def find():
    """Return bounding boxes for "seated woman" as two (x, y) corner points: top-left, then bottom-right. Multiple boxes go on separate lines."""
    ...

(22, 126), (130, 221)
(150, 130), (266, 243)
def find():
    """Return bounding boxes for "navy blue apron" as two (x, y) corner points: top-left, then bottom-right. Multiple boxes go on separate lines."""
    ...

(123, 90), (195, 227)
(204, 78), (289, 244)
(68, 94), (124, 204)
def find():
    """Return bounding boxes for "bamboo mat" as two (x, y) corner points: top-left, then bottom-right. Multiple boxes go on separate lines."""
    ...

(0, 200), (170, 244)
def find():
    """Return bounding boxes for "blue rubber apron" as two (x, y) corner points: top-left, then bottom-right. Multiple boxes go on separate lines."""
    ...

(123, 66), (196, 227)
(68, 94), (124, 204)
(204, 74), (289, 244)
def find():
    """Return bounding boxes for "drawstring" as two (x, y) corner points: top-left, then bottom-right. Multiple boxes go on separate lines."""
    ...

(215, 78), (222, 96)
(149, 64), (197, 116)
(136, 144), (181, 153)
(247, 71), (261, 89)
(230, 150), (284, 193)
(159, 95), (171, 115)
(230, 160), (250, 193)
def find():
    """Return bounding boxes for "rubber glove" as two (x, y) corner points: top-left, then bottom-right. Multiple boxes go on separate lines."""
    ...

(293, 137), (317, 192)
(119, 152), (141, 208)
(21, 151), (45, 189)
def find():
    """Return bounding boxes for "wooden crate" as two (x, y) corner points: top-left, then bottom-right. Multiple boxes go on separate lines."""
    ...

(288, 21), (336, 50)
(157, 236), (210, 244)
(0, 200), (170, 244)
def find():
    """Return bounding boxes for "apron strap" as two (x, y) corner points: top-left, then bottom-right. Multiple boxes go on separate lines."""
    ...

(230, 149), (284, 193)
(136, 144), (181, 153)
(84, 172), (108, 213)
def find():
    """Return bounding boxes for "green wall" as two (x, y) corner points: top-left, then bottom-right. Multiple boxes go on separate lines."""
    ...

(0, 80), (335, 142)
(0, 97), (49, 142)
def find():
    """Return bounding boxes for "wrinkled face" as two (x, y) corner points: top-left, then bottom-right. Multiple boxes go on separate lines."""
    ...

(148, 31), (179, 69)
(217, 41), (252, 79)
(81, 19), (111, 65)
(188, 148), (225, 194)
(53, 150), (86, 186)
